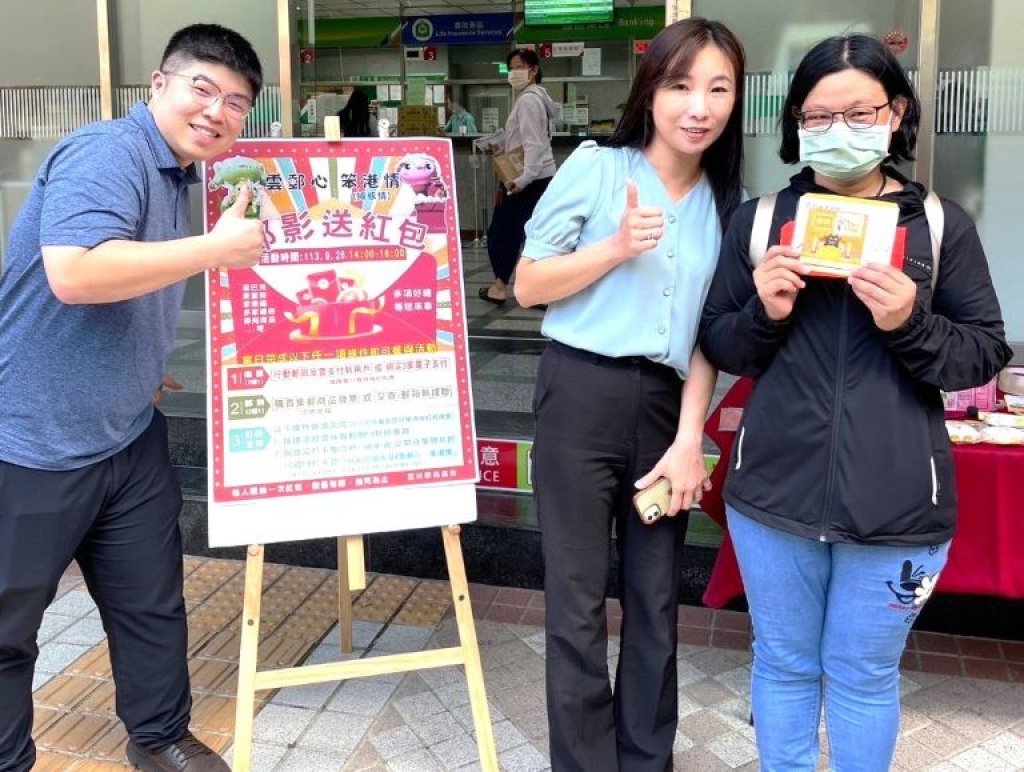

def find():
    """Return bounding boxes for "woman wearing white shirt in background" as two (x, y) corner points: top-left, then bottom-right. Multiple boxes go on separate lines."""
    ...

(479, 48), (559, 305)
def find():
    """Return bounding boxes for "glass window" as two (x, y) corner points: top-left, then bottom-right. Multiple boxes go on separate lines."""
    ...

(108, 1), (282, 414)
(934, 0), (1024, 341)
(695, 0), (924, 195)
(1, 1), (101, 271)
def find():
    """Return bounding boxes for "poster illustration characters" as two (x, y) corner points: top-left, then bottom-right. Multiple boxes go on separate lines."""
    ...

(204, 138), (477, 526)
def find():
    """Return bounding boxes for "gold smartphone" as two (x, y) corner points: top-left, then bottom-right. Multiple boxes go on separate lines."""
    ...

(633, 477), (672, 525)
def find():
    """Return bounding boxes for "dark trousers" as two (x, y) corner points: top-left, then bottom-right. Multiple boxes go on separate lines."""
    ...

(0, 411), (189, 772)
(533, 341), (687, 772)
(485, 176), (551, 283)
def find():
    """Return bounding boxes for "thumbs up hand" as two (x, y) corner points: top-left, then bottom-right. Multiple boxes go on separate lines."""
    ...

(614, 179), (665, 259)
(209, 185), (264, 269)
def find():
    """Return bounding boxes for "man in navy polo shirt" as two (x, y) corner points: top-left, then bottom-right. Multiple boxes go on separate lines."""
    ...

(0, 24), (264, 772)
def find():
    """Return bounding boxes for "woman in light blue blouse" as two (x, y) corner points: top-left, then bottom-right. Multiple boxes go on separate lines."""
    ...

(514, 18), (746, 771)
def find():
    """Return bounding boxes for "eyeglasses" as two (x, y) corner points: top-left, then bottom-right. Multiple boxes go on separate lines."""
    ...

(163, 72), (253, 120)
(795, 102), (890, 134)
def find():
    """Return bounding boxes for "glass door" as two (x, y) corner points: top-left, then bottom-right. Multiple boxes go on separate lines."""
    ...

(694, 0), (924, 197)
(108, 0), (283, 413)
(1, 2), (103, 272)
(933, 0), (1024, 342)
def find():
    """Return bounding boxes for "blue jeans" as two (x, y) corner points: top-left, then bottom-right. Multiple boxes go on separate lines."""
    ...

(726, 506), (950, 772)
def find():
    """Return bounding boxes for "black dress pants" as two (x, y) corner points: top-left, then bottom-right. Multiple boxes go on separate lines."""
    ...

(485, 176), (551, 283)
(533, 341), (688, 772)
(0, 411), (189, 772)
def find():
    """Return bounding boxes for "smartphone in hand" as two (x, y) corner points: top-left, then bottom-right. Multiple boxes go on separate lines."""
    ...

(633, 477), (672, 525)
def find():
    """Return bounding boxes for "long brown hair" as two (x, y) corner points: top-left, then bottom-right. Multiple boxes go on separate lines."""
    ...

(608, 18), (746, 232)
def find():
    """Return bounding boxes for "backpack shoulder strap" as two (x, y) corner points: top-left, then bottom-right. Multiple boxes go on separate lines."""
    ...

(922, 190), (944, 291)
(748, 192), (778, 267)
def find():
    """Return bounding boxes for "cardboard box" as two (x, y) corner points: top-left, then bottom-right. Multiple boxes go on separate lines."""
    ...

(492, 145), (524, 186)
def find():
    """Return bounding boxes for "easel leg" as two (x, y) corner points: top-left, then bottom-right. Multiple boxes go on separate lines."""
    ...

(232, 545), (265, 772)
(442, 527), (498, 772)
(337, 535), (365, 653)
(337, 536), (353, 653)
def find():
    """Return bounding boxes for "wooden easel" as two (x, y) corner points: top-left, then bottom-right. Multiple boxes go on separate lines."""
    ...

(231, 118), (497, 771)
(231, 528), (497, 771)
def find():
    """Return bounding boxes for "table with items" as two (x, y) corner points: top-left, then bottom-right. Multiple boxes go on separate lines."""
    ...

(701, 374), (1024, 608)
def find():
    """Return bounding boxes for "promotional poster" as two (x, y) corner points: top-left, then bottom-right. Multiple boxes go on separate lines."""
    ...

(203, 138), (477, 545)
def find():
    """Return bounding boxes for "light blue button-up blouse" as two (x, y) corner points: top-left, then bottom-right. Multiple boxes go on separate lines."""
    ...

(522, 140), (723, 377)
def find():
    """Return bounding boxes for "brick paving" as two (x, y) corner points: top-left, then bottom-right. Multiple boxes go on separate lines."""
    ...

(28, 557), (1024, 770)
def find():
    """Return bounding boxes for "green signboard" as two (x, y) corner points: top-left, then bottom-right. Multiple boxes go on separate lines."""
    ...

(298, 17), (402, 48)
(302, 7), (664, 48)
(516, 6), (664, 43)
(525, 0), (614, 26)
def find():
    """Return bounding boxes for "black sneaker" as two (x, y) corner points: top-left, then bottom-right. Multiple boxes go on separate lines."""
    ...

(126, 732), (229, 771)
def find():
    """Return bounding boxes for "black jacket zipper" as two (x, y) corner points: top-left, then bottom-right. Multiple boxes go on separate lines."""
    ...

(819, 286), (849, 541)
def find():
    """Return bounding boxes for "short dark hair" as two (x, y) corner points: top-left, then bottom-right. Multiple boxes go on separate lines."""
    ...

(607, 18), (746, 233)
(779, 34), (920, 164)
(160, 23), (263, 100)
(507, 48), (543, 84)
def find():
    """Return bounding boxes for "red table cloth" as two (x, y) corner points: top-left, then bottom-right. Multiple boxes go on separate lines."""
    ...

(701, 379), (1024, 607)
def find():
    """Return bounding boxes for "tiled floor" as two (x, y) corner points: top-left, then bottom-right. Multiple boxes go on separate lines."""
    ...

(27, 555), (1024, 771)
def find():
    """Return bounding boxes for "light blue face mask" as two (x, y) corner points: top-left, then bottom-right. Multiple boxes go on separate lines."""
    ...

(798, 122), (892, 182)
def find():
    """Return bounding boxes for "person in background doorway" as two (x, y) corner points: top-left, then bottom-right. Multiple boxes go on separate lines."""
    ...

(479, 48), (558, 305)
(338, 86), (372, 137)
(514, 18), (746, 770)
(698, 33), (1012, 771)
(445, 98), (477, 135)
(0, 23), (264, 772)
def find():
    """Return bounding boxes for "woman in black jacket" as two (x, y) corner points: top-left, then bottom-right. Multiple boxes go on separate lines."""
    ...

(699, 35), (1011, 772)
(337, 87), (372, 138)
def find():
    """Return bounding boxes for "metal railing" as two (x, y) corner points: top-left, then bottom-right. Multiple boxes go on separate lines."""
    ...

(743, 67), (1023, 137)
(936, 67), (1024, 134)
(0, 85), (282, 140)
(4, 72), (1023, 140)
(0, 86), (102, 139)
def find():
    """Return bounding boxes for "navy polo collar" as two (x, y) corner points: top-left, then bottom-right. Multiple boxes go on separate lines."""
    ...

(128, 101), (201, 184)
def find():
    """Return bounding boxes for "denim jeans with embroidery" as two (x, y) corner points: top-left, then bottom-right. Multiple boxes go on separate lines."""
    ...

(726, 506), (950, 772)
